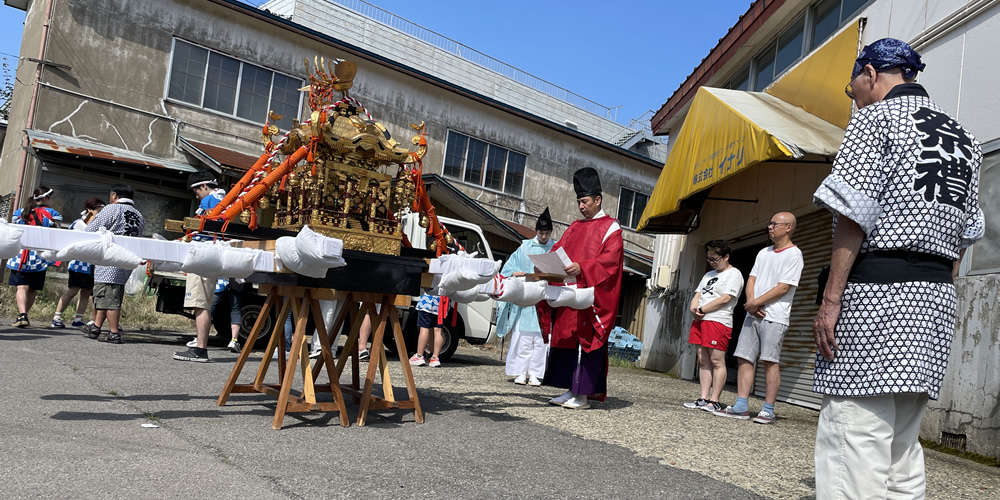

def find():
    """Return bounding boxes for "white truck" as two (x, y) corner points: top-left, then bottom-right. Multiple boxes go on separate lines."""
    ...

(393, 213), (498, 360)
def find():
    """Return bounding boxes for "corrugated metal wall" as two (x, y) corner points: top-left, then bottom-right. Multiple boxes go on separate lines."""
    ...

(617, 273), (648, 339)
(752, 210), (832, 410)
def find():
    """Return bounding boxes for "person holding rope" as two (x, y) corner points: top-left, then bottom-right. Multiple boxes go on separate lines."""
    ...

(82, 184), (145, 344)
(498, 207), (556, 386)
(175, 171), (242, 362)
(51, 197), (105, 329)
(7, 186), (63, 328)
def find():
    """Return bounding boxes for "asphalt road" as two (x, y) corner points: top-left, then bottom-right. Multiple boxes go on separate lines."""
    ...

(1, 323), (997, 499)
(0, 324), (763, 500)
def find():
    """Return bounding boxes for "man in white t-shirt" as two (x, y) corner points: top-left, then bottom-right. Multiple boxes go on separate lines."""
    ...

(683, 239), (744, 413)
(715, 212), (804, 424)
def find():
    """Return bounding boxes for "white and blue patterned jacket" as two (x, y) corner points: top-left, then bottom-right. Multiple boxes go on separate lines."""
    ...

(6, 206), (63, 272)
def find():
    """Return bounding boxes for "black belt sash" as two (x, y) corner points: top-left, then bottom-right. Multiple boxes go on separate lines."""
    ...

(848, 251), (954, 284)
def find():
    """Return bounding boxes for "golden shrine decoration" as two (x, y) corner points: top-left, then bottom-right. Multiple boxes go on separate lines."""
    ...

(263, 58), (425, 255)
(197, 58), (459, 257)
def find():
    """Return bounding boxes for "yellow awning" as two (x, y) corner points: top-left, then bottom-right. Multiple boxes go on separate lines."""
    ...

(636, 21), (861, 233)
(766, 20), (862, 129)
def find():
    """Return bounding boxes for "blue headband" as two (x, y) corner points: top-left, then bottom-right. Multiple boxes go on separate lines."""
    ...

(851, 38), (925, 81)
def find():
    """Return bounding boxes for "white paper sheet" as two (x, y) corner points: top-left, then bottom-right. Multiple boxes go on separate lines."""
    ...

(528, 247), (572, 275)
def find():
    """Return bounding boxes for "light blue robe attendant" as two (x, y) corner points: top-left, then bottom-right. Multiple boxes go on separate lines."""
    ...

(499, 236), (555, 378)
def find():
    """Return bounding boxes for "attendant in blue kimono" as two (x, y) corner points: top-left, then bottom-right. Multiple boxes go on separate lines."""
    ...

(498, 208), (555, 386)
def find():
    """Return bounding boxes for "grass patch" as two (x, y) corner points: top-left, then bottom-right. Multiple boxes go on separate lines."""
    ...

(609, 356), (639, 369)
(1, 272), (193, 331)
(107, 390), (118, 396)
(143, 412), (160, 422)
(920, 438), (1000, 467)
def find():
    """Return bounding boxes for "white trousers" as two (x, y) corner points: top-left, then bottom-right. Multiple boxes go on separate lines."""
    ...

(505, 324), (547, 378)
(815, 393), (930, 500)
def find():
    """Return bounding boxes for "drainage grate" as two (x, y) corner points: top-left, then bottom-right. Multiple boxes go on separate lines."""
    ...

(941, 431), (967, 451)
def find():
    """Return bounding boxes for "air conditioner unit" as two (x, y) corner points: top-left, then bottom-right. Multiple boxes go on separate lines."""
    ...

(655, 265), (673, 290)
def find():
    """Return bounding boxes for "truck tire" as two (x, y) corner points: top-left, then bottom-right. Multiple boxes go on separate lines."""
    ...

(211, 292), (277, 349)
(399, 309), (462, 361)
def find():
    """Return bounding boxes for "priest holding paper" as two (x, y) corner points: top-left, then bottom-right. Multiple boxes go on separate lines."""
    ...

(537, 168), (624, 409)
(498, 208), (556, 386)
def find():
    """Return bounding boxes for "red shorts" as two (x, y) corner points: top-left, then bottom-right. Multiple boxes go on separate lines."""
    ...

(688, 320), (732, 351)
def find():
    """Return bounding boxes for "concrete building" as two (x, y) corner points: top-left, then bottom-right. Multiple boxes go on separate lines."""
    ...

(638, 0), (1000, 459)
(0, 0), (662, 335)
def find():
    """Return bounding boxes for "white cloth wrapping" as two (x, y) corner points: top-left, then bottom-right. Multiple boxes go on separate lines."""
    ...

(544, 284), (595, 310)
(180, 243), (257, 279)
(0, 219), (24, 259)
(432, 252), (501, 295)
(55, 229), (143, 269)
(275, 225), (346, 278)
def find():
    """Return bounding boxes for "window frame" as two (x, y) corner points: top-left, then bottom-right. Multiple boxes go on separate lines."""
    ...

(163, 38), (305, 130)
(725, 0), (874, 91)
(441, 130), (527, 198)
(617, 185), (650, 230)
(963, 141), (1000, 277)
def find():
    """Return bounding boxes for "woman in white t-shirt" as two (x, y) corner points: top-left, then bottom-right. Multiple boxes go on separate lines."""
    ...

(682, 240), (744, 413)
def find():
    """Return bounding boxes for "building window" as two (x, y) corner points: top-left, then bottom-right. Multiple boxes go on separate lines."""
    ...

(726, 0), (873, 91)
(166, 39), (303, 130)
(618, 187), (649, 230)
(968, 147), (1000, 274)
(442, 130), (526, 196)
(729, 64), (751, 91)
(810, 0), (872, 49)
(775, 17), (805, 75)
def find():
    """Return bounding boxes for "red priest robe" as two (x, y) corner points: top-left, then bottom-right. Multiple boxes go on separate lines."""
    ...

(537, 211), (624, 354)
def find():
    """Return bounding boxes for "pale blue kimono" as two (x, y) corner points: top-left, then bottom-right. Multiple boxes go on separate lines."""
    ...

(496, 236), (556, 337)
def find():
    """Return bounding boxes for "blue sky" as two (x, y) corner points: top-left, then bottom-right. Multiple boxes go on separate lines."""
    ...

(0, 0), (753, 125)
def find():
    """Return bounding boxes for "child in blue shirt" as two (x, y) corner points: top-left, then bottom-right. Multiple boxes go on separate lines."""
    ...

(8, 186), (63, 328)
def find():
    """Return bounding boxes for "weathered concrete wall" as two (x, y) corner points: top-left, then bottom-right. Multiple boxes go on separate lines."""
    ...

(923, 274), (1000, 459)
(639, 292), (691, 377)
(0, 0), (47, 199)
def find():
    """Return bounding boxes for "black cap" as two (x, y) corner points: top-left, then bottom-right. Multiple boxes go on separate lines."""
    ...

(573, 167), (602, 198)
(535, 207), (552, 231)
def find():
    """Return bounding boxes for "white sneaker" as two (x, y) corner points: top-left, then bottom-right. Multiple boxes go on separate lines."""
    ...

(562, 395), (590, 409)
(309, 349), (322, 359)
(528, 375), (542, 386)
(186, 338), (198, 348)
(549, 391), (573, 405)
(513, 375), (527, 385)
(227, 340), (241, 352)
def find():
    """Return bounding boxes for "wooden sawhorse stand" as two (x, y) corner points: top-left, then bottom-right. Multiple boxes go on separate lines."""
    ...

(217, 284), (423, 428)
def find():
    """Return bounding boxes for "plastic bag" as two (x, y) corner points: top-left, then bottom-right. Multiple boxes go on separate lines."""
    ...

(125, 264), (147, 296)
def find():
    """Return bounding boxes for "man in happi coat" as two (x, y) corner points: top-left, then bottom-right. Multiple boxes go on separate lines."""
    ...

(812, 38), (984, 498)
(538, 167), (624, 410)
(498, 207), (556, 386)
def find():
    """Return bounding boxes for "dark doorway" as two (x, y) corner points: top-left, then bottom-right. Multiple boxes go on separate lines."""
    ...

(723, 238), (768, 382)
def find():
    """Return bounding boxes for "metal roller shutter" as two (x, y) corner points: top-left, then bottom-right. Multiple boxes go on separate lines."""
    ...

(752, 210), (832, 410)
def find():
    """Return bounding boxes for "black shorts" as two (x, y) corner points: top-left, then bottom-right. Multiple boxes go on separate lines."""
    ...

(416, 309), (443, 328)
(210, 289), (242, 325)
(68, 270), (95, 290)
(8, 270), (46, 291)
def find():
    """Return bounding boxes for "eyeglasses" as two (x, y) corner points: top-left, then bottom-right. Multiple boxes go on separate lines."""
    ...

(706, 256), (722, 264)
(844, 82), (855, 100)
(767, 221), (791, 228)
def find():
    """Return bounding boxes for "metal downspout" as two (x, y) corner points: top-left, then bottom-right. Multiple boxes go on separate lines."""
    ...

(14, 0), (55, 206)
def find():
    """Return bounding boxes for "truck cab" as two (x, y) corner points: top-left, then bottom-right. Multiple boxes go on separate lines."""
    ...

(398, 213), (497, 360)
